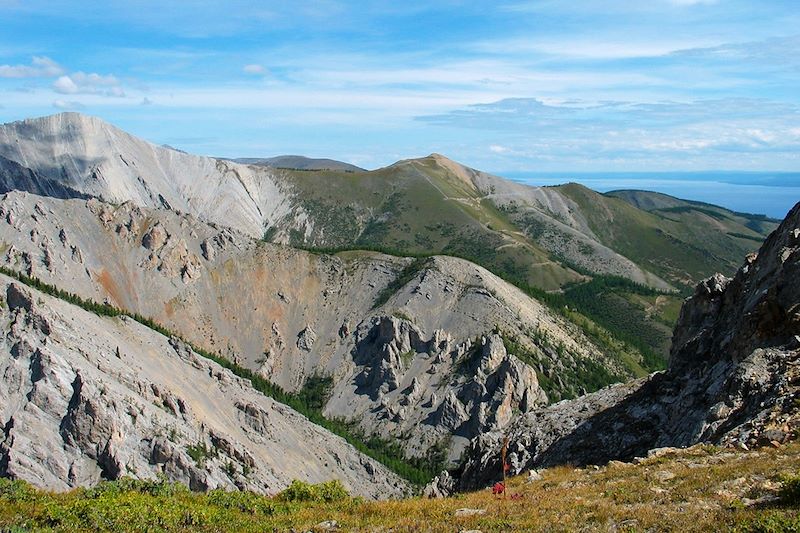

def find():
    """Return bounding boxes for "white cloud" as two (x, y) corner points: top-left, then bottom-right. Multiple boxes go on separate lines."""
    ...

(71, 71), (120, 86)
(0, 56), (63, 78)
(490, 144), (510, 153)
(53, 71), (125, 97)
(418, 97), (800, 168)
(53, 75), (78, 93)
(52, 99), (84, 110)
(243, 64), (265, 74)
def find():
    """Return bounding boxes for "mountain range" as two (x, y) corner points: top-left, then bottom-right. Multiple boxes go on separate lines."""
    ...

(0, 112), (795, 501)
(0, 113), (779, 366)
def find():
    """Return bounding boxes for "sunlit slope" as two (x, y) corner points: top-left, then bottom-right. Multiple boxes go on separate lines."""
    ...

(275, 155), (583, 290)
(553, 184), (777, 289)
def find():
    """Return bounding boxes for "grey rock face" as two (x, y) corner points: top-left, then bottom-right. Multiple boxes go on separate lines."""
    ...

(0, 192), (609, 462)
(447, 201), (800, 492)
(0, 278), (409, 498)
(296, 325), (317, 351)
(0, 113), (296, 239)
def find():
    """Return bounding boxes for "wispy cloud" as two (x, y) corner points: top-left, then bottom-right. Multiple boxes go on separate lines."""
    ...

(243, 64), (265, 74)
(670, 35), (800, 66)
(0, 1), (797, 172)
(52, 99), (84, 110)
(0, 56), (63, 78)
(419, 97), (800, 170)
(53, 72), (125, 97)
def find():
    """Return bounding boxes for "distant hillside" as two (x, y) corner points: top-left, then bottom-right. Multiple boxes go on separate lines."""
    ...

(0, 114), (777, 365)
(233, 155), (365, 172)
(607, 189), (781, 234)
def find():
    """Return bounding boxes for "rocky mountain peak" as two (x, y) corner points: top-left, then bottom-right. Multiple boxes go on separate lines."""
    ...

(670, 202), (800, 371)
(441, 201), (800, 493)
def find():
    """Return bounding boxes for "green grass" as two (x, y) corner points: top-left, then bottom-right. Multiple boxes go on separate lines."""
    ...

(557, 183), (771, 287)
(500, 332), (623, 402)
(563, 276), (672, 368)
(2, 442), (798, 532)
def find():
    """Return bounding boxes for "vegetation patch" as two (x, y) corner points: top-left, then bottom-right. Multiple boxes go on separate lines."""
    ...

(728, 231), (767, 243)
(779, 473), (800, 505)
(563, 275), (671, 369)
(277, 480), (350, 503)
(186, 442), (219, 468)
(295, 374), (334, 411)
(372, 257), (429, 309)
(2, 442), (799, 532)
(500, 333), (622, 402)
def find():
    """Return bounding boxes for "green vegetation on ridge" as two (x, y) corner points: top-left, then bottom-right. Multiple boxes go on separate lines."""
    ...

(273, 160), (772, 372)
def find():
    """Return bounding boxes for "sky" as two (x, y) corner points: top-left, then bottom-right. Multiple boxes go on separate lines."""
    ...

(1, 0), (799, 178)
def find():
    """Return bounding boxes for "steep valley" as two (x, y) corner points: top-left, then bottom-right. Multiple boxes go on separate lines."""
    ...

(0, 191), (632, 468)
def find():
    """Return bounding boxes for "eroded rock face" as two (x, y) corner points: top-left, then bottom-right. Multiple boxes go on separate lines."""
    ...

(0, 191), (615, 463)
(0, 279), (409, 498)
(442, 202), (800, 493)
(349, 320), (547, 461)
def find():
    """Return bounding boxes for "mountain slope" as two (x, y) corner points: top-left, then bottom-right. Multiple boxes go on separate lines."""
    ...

(608, 188), (781, 236)
(445, 200), (800, 492)
(0, 113), (775, 365)
(0, 191), (639, 463)
(0, 114), (772, 292)
(0, 276), (408, 498)
(272, 154), (683, 291)
(0, 113), (294, 238)
(233, 155), (365, 172)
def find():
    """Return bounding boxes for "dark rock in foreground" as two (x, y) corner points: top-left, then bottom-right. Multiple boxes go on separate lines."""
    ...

(445, 202), (800, 492)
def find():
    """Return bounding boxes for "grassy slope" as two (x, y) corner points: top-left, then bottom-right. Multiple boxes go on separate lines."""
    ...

(277, 162), (778, 371)
(558, 184), (774, 288)
(549, 184), (777, 365)
(2, 442), (798, 532)
(280, 158), (581, 291)
(282, 162), (672, 373)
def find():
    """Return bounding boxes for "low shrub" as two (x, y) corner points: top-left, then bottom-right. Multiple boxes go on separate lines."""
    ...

(277, 479), (350, 503)
(779, 473), (800, 505)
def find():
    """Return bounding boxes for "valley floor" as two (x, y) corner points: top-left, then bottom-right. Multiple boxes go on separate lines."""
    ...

(2, 441), (798, 532)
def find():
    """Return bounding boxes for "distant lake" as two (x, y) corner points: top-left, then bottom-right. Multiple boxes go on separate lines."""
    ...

(500, 171), (800, 219)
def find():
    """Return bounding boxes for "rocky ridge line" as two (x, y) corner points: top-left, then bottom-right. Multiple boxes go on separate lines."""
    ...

(437, 201), (800, 493)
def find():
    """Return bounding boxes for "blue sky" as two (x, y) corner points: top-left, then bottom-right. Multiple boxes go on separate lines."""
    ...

(1, 0), (799, 174)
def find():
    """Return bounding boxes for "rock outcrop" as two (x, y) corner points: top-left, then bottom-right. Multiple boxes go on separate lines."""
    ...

(0, 191), (615, 462)
(0, 277), (409, 498)
(444, 201), (800, 492)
